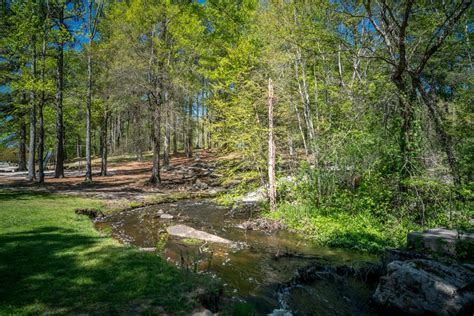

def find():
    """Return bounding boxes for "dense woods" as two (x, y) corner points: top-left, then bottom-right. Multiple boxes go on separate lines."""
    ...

(1, 0), (473, 250)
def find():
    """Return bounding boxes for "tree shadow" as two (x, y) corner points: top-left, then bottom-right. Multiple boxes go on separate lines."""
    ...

(0, 226), (214, 314)
(0, 190), (57, 202)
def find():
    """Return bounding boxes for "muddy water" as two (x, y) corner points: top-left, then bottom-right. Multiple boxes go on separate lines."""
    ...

(95, 200), (379, 315)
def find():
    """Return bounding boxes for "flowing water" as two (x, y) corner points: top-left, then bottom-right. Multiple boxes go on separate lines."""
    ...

(95, 200), (379, 315)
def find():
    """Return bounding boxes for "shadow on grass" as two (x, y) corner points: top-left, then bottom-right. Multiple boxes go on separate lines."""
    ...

(0, 226), (215, 314)
(325, 230), (393, 253)
(0, 190), (57, 202)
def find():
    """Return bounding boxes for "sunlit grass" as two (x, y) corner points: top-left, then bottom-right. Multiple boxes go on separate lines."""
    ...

(0, 191), (216, 314)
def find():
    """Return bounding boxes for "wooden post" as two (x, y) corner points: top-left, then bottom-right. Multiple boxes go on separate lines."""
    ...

(268, 78), (276, 212)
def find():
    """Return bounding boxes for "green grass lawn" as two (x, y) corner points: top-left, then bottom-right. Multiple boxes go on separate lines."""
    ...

(0, 191), (217, 315)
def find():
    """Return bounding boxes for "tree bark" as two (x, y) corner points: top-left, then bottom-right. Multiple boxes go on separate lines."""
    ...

(163, 98), (170, 166)
(172, 109), (177, 155)
(149, 95), (161, 184)
(54, 5), (65, 178)
(84, 0), (100, 183)
(38, 9), (49, 184)
(195, 95), (200, 149)
(186, 97), (193, 158)
(267, 78), (276, 212)
(100, 104), (108, 176)
(412, 76), (462, 188)
(18, 120), (27, 171)
(27, 36), (37, 182)
(201, 102), (205, 149)
(85, 47), (92, 182)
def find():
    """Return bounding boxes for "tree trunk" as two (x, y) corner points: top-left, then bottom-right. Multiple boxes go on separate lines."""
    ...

(206, 102), (211, 149)
(291, 101), (308, 156)
(18, 120), (27, 171)
(100, 104), (108, 176)
(27, 36), (37, 182)
(195, 95), (200, 149)
(163, 98), (170, 166)
(201, 103), (205, 149)
(54, 7), (65, 178)
(267, 78), (276, 212)
(172, 109), (177, 155)
(85, 0), (94, 183)
(392, 78), (416, 191)
(412, 76), (462, 188)
(38, 15), (49, 184)
(186, 98), (193, 158)
(294, 52), (315, 149)
(149, 97), (161, 184)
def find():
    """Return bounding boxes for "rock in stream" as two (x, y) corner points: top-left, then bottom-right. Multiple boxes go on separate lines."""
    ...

(374, 259), (474, 315)
(166, 224), (232, 244)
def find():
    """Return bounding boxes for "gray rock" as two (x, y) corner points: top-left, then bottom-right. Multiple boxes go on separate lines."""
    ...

(407, 228), (474, 256)
(139, 247), (156, 252)
(373, 259), (474, 315)
(240, 186), (267, 203)
(166, 224), (231, 244)
(192, 179), (209, 190)
(160, 213), (174, 219)
(192, 309), (213, 316)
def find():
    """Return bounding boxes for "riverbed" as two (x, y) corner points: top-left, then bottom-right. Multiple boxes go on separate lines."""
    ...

(95, 199), (379, 315)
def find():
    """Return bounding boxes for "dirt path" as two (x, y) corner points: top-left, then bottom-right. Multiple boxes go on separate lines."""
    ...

(0, 150), (224, 201)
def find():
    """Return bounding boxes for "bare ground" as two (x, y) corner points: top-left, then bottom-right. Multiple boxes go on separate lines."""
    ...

(0, 150), (224, 201)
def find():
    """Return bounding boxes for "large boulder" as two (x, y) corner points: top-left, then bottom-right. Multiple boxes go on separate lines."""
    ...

(374, 259), (474, 315)
(407, 228), (474, 256)
(166, 224), (231, 244)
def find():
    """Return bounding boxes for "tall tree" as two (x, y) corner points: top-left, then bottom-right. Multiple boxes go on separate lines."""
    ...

(84, 0), (102, 182)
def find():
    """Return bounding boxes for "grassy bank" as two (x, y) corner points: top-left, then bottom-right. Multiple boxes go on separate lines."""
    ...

(266, 202), (411, 253)
(0, 191), (217, 315)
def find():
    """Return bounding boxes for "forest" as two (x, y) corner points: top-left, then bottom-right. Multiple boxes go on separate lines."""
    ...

(0, 0), (473, 315)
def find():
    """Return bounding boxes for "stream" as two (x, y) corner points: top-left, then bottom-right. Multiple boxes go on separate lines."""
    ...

(95, 199), (380, 315)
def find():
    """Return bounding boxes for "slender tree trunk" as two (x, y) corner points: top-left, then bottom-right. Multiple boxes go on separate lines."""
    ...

(76, 135), (80, 158)
(163, 98), (170, 166)
(183, 100), (189, 155)
(267, 78), (276, 212)
(100, 104), (108, 176)
(291, 101), (308, 156)
(201, 103), (205, 149)
(206, 102), (211, 149)
(195, 95), (200, 149)
(172, 109), (177, 155)
(37, 101), (45, 183)
(149, 97), (161, 184)
(295, 52), (315, 147)
(18, 120), (27, 171)
(187, 98), (193, 158)
(54, 7), (65, 178)
(27, 36), (37, 182)
(85, 59), (92, 182)
(38, 14), (49, 184)
(85, 0), (94, 182)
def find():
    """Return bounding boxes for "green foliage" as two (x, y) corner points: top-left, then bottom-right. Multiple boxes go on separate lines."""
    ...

(269, 159), (472, 253)
(221, 301), (256, 316)
(455, 239), (474, 261)
(155, 232), (169, 253)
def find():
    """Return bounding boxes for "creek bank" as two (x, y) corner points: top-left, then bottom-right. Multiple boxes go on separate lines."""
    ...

(374, 259), (474, 315)
(94, 196), (474, 315)
(273, 248), (474, 315)
(407, 227), (474, 258)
